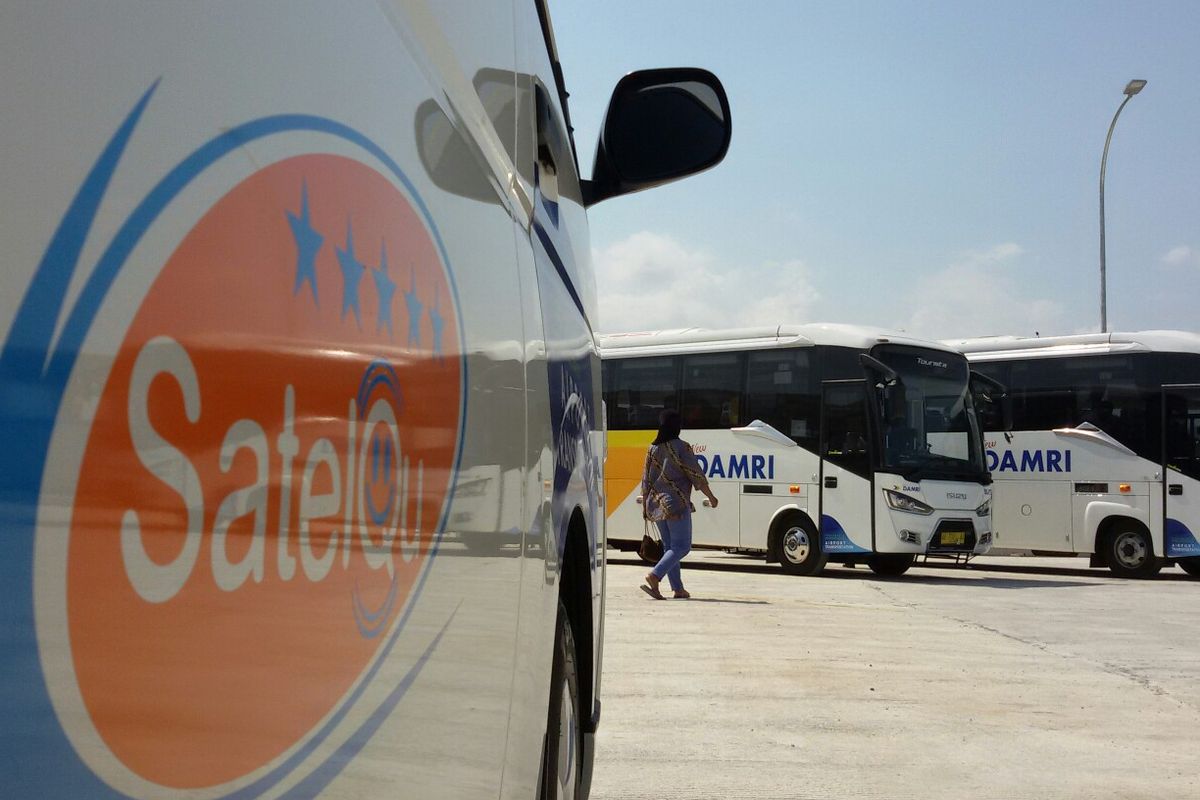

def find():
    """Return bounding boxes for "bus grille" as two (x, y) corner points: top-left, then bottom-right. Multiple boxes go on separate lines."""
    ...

(930, 520), (976, 552)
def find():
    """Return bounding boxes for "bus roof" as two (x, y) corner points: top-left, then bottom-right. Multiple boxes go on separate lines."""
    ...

(598, 323), (961, 357)
(944, 330), (1200, 361)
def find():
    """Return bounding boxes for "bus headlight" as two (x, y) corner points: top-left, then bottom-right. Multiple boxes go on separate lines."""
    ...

(884, 489), (933, 515)
(975, 499), (990, 517)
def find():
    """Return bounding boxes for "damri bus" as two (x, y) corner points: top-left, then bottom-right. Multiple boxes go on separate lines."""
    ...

(600, 324), (1000, 577)
(0, 3), (732, 798)
(948, 330), (1200, 579)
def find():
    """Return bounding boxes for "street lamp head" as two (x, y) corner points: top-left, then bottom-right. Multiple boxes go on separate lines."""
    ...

(1124, 79), (1147, 96)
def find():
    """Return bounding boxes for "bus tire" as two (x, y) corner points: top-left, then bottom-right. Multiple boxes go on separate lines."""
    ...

(540, 598), (582, 800)
(773, 515), (827, 576)
(1104, 523), (1161, 579)
(1178, 558), (1200, 578)
(867, 554), (916, 577)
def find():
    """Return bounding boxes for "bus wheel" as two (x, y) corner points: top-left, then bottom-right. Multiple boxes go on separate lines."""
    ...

(867, 554), (916, 577)
(540, 598), (582, 800)
(1105, 525), (1161, 579)
(1178, 558), (1200, 578)
(773, 516), (827, 576)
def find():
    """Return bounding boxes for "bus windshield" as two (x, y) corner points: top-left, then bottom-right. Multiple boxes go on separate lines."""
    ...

(872, 345), (987, 481)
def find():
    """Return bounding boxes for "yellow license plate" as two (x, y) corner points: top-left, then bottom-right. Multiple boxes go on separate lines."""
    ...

(941, 531), (966, 546)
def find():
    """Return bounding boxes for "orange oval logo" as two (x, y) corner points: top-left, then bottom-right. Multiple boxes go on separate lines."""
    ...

(64, 154), (461, 789)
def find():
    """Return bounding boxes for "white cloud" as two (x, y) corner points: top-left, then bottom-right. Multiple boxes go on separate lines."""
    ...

(593, 232), (820, 333)
(1162, 245), (1199, 268)
(899, 243), (1069, 339)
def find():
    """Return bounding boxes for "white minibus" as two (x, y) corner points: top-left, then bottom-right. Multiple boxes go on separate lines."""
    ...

(949, 331), (1200, 579)
(601, 325), (1000, 576)
(0, 3), (731, 798)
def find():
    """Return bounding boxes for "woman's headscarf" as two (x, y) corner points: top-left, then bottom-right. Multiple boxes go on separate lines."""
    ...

(652, 409), (682, 445)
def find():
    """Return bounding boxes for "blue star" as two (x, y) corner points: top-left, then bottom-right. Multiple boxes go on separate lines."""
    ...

(403, 269), (424, 347)
(372, 242), (397, 337)
(336, 220), (365, 328)
(429, 282), (446, 360)
(287, 180), (323, 305)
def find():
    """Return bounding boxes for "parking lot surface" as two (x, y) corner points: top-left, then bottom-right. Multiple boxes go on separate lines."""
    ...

(592, 551), (1200, 800)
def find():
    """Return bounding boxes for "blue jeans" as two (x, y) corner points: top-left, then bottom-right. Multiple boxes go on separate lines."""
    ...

(651, 513), (693, 592)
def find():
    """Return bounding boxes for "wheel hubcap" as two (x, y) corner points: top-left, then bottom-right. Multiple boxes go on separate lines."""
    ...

(783, 527), (810, 564)
(1114, 531), (1147, 568)
(555, 681), (577, 800)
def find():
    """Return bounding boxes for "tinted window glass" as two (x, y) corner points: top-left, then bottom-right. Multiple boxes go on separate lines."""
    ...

(969, 361), (1009, 433)
(1002, 354), (1162, 459)
(1153, 352), (1200, 385)
(822, 381), (871, 479)
(681, 352), (745, 428)
(601, 360), (615, 427)
(1165, 387), (1200, 481)
(746, 348), (818, 449)
(606, 356), (678, 430)
(874, 345), (985, 479)
(821, 346), (866, 381)
(1007, 357), (1076, 431)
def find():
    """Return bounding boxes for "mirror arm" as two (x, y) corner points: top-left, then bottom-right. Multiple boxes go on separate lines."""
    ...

(859, 353), (899, 386)
(969, 370), (1008, 400)
(581, 178), (601, 206)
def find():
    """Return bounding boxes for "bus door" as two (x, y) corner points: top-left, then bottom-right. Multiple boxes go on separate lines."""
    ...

(819, 380), (875, 555)
(1163, 385), (1200, 559)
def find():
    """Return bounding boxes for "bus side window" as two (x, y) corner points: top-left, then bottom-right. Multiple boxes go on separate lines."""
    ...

(607, 356), (678, 429)
(1009, 358), (1076, 430)
(681, 352), (745, 429)
(746, 349), (818, 450)
(1165, 390), (1200, 480)
(821, 382), (872, 479)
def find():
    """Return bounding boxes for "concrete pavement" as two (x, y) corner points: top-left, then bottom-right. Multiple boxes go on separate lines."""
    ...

(591, 552), (1200, 800)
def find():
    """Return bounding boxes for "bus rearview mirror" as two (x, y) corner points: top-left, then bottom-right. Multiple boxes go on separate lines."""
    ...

(584, 67), (732, 206)
(859, 353), (899, 387)
(970, 370), (1013, 432)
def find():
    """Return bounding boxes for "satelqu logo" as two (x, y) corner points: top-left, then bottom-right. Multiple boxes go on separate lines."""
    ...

(17, 90), (466, 798)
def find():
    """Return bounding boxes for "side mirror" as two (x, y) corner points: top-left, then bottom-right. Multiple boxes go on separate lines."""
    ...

(859, 353), (899, 389)
(583, 67), (731, 206)
(970, 370), (1012, 432)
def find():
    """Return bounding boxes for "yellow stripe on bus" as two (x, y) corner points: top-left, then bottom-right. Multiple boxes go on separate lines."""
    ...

(604, 430), (654, 518)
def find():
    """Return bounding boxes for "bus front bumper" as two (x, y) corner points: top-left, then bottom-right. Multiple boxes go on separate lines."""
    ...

(885, 517), (993, 556)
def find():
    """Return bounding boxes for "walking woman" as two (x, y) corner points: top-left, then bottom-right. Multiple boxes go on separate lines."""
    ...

(640, 409), (718, 599)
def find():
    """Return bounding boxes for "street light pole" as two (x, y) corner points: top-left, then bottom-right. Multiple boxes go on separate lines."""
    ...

(1099, 79), (1146, 333)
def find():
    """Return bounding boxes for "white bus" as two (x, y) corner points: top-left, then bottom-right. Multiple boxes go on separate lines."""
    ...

(949, 331), (1200, 579)
(600, 325), (1000, 577)
(0, 3), (731, 798)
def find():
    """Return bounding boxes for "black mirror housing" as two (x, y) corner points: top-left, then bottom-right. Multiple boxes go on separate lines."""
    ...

(859, 353), (899, 387)
(970, 370), (1013, 432)
(583, 67), (731, 206)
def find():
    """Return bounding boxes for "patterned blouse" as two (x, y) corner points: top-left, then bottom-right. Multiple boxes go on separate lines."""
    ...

(641, 438), (711, 522)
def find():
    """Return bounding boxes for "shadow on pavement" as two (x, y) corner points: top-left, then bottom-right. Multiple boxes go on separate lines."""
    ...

(864, 573), (1097, 589)
(610, 555), (775, 575)
(674, 597), (770, 605)
(606, 553), (1187, 589)
(921, 559), (1199, 583)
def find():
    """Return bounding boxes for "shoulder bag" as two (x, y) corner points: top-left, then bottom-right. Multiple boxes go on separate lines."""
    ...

(638, 518), (663, 563)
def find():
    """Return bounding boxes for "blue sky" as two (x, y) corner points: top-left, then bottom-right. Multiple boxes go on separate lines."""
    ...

(552, 1), (1200, 339)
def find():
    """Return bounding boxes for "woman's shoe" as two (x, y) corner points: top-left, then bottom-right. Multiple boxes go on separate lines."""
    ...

(640, 583), (665, 600)
(673, 589), (691, 599)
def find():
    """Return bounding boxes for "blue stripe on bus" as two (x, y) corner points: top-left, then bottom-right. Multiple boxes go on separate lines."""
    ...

(820, 515), (871, 554)
(1166, 518), (1200, 558)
